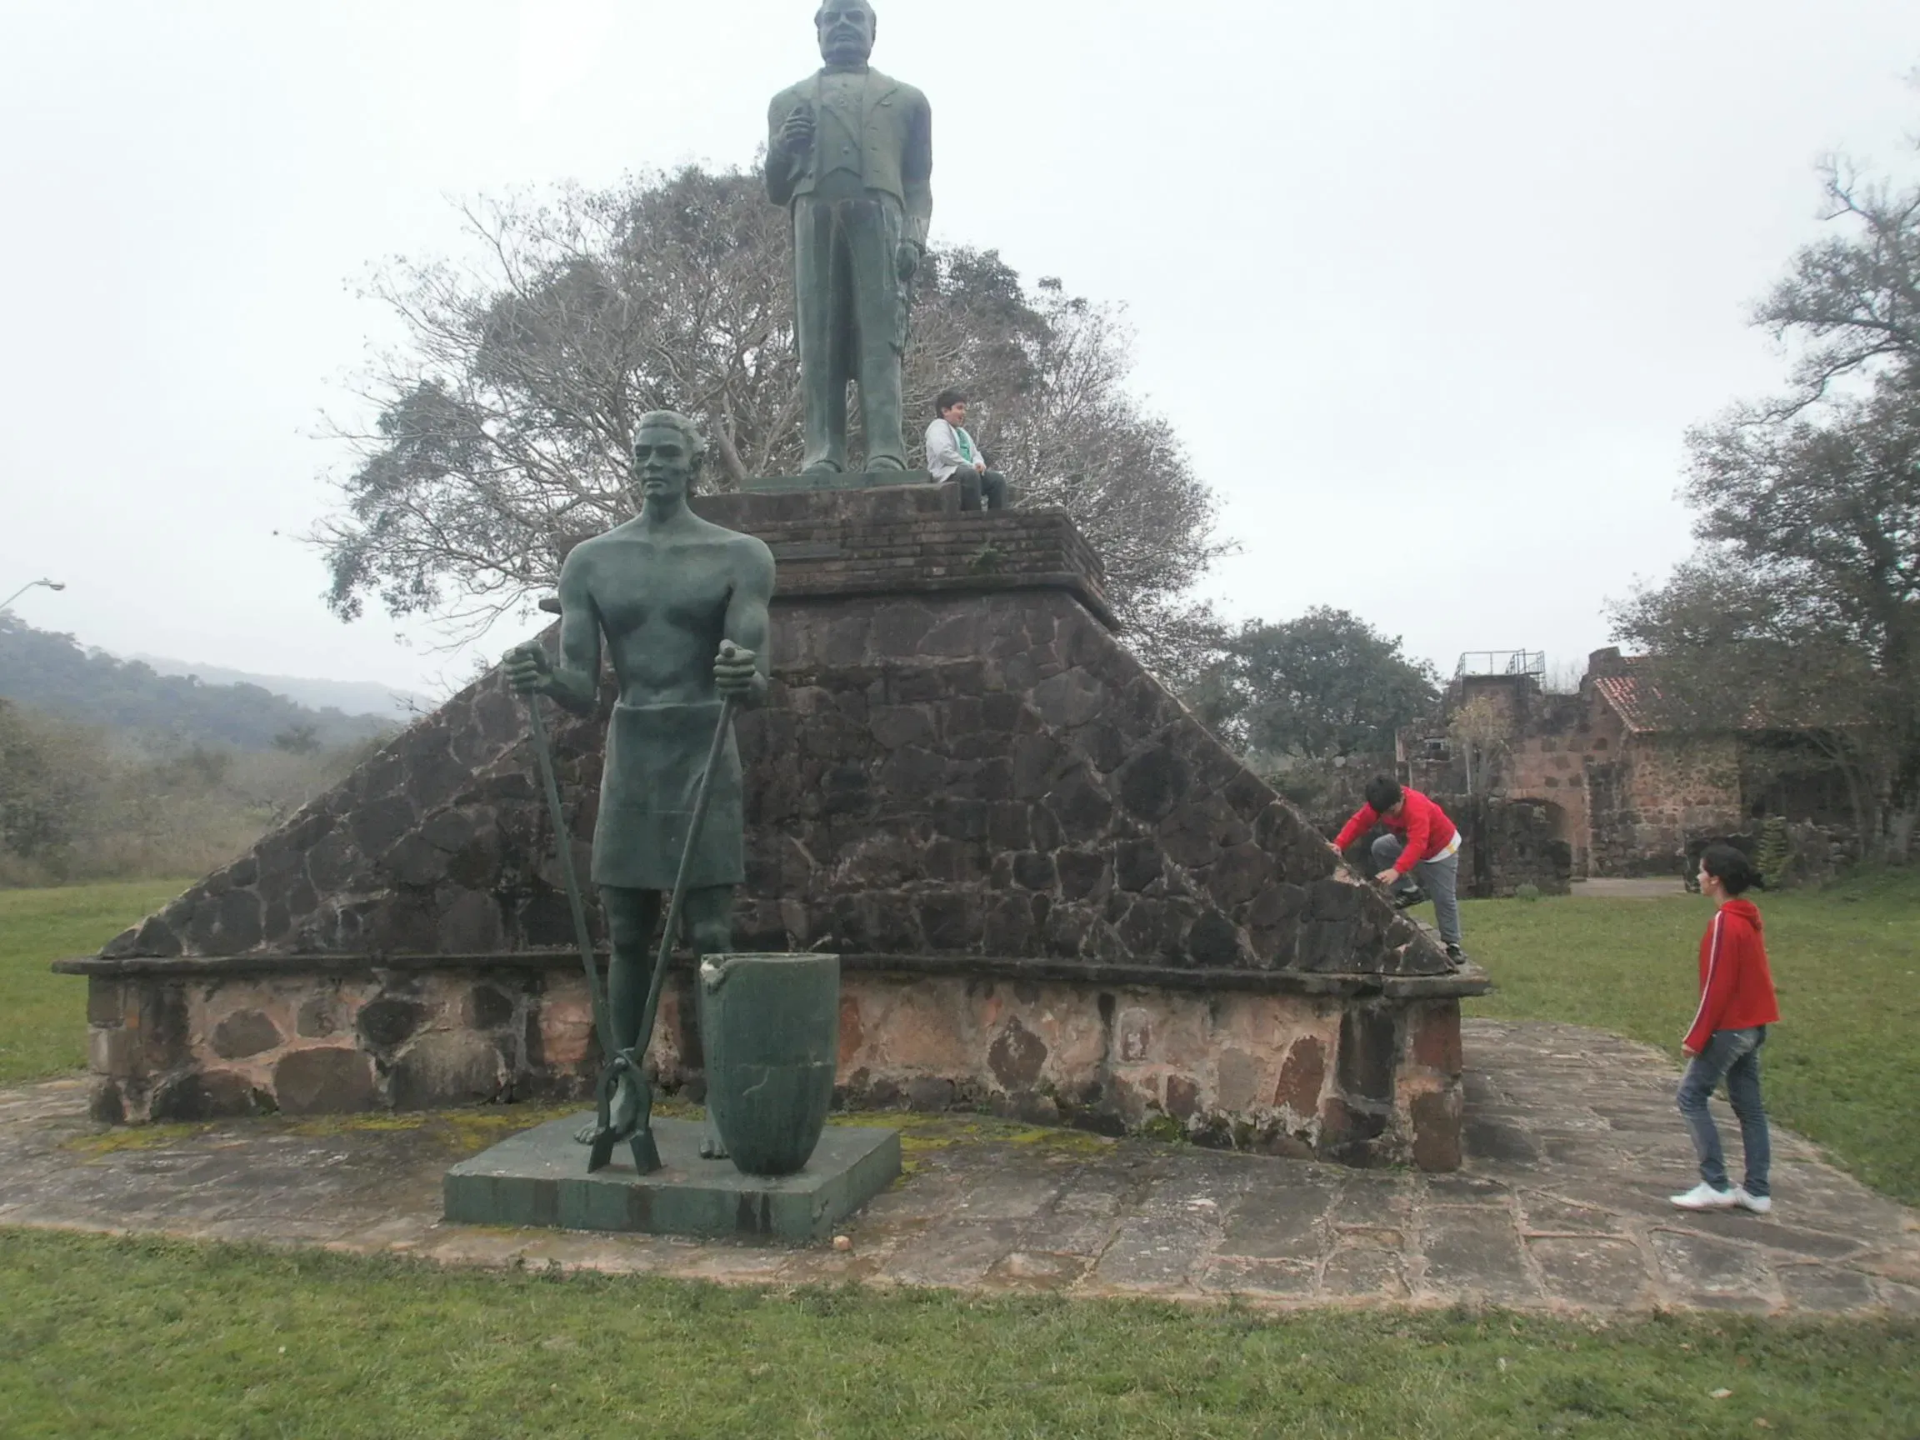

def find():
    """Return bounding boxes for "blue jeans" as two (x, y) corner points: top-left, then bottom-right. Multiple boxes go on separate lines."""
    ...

(1677, 1026), (1771, 1198)
(1371, 833), (1462, 947)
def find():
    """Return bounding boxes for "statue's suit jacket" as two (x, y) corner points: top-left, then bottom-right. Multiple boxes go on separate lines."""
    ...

(765, 67), (933, 250)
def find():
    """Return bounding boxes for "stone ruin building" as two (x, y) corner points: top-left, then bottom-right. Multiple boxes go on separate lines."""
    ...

(60, 485), (1487, 1171)
(1400, 647), (1860, 883)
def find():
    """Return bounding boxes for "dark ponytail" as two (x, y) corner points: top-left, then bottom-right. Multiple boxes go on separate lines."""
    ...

(1699, 842), (1758, 896)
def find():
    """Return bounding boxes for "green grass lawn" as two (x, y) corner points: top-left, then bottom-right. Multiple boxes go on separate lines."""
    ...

(1, 1231), (1914, 1439)
(0, 880), (185, 1086)
(1453, 869), (1920, 1206)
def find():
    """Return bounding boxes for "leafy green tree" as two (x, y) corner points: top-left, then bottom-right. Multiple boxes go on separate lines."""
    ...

(0, 699), (108, 872)
(0, 616), (390, 753)
(0, 693), (379, 886)
(1190, 608), (1438, 763)
(319, 166), (1226, 681)
(273, 724), (321, 755)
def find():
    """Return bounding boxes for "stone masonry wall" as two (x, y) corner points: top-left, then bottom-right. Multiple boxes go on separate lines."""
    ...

(835, 976), (1462, 1166)
(77, 956), (1463, 1167)
(100, 587), (1446, 979)
(1427, 795), (1574, 899)
(81, 959), (607, 1123)
(1588, 734), (1744, 877)
(730, 588), (1444, 975)
(1496, 694), (1595, 874)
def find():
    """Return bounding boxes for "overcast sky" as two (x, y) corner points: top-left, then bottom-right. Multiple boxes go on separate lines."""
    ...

(1, 0), (1914, 701)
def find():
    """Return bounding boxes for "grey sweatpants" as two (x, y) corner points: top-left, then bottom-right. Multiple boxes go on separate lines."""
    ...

(1372, 833), (1462, 947)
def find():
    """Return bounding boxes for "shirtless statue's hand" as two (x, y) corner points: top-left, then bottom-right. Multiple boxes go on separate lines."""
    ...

(505, 642), (551, 696)
(713, 641), (762, 700)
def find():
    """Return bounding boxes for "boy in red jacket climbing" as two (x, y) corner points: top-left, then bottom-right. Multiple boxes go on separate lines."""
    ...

(1670, 843), (1781, 1214)
(1333, 777), (1466, 967)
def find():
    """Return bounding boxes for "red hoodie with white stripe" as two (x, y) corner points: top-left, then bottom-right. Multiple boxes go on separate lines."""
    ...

(1683, 898), (1781, 1054)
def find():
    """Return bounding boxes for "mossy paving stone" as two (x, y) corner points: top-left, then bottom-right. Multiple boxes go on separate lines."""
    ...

(1527, 1236), (1654, 1308)
(2, 1019), (1918, 1313)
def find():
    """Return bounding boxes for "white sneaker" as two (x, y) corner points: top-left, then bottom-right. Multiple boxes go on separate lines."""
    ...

(1670, 1182), (1739, 1211)
(1733, 1187), (1773, 1215)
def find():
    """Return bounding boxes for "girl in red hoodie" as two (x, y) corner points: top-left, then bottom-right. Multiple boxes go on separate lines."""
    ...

(1671, 843), (1782, 1214)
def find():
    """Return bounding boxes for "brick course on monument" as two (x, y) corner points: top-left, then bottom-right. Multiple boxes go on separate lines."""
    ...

(62, 482), (1483, 1168)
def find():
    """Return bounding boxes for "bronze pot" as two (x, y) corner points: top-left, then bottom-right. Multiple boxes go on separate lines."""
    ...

(697, 952), (840, 1177)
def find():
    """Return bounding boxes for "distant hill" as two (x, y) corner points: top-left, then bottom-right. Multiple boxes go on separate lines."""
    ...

(131, 654), (428, 723)
(0, 617), (398, 752)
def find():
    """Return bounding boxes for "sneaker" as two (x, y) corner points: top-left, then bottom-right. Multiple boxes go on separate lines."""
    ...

(1444, 944), (1467, 970)
(1391, 887), (1428, 910)
(1733, 1187), (1773, 1215)
(1670, 1182), (1739, 1211)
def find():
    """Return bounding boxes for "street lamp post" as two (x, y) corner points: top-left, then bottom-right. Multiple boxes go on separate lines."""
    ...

(0, 578), (66, 611)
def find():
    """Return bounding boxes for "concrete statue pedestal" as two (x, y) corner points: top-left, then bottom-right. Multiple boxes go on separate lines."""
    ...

(443, 1115), (901, 1242)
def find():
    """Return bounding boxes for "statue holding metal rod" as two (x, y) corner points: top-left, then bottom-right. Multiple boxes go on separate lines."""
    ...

(506, 410), (774, 1172)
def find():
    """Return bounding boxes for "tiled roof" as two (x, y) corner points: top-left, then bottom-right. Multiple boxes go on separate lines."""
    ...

(1591, 658), (1813, 734)
(1591, 673), (1659, 733)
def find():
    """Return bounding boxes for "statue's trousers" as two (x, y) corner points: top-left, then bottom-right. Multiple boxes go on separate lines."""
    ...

(791, 190), (909, 472)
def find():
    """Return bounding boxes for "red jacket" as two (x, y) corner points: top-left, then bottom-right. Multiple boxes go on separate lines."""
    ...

(1683, 898), (1781, 1053)
(1333, 788), (1459, 874)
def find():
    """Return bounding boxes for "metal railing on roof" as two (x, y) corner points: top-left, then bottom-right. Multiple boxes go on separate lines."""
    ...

(1455, 650), (1545, 679)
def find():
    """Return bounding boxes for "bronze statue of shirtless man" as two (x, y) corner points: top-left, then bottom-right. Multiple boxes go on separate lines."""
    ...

(506, 411), (775, 1152)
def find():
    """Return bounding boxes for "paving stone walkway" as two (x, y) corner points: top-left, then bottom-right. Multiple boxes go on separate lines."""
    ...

(3, 1019), (1916, 1315)
(1568, 877), (1689, 899)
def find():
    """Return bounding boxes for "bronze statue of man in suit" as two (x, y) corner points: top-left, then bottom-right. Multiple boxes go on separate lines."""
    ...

(766, 0), (932, 474)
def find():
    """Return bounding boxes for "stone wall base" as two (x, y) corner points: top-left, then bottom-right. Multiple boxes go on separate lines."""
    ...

(833, 973), (1462, 1167)
(76, 957), (1465, 1171)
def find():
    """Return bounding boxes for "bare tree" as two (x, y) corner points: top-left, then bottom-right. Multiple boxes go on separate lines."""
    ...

(318, 165), (1226, 677)
(1447, 695), (1508, 796)
(1754, 85), (1920, 408)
